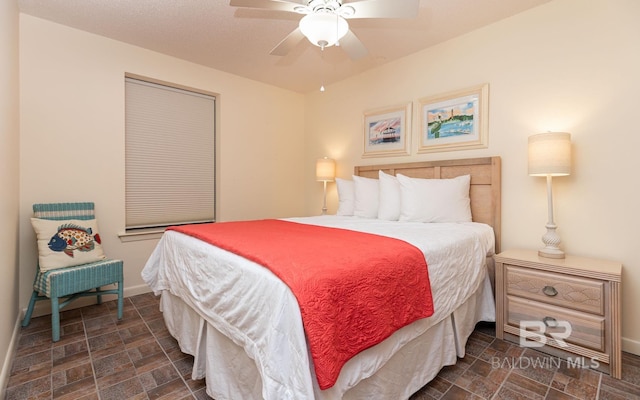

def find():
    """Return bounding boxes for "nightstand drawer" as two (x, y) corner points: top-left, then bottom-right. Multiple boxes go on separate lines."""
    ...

(506, 296), (605, 352)
(505, 265), (604, 315)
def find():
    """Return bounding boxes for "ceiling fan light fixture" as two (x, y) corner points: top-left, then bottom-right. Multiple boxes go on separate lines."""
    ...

(338, 5), (355, 17)
(299, 12), (348, 49)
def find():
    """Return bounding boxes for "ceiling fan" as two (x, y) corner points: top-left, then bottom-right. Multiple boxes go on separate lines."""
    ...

(230, 0), (420, 60)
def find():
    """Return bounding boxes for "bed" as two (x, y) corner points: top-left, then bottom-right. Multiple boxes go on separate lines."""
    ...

(142, 156), (502, 399)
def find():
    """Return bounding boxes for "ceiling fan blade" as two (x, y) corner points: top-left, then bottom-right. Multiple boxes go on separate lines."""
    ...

(338, 30), (368, 60)
(270, 27), (306, 56)
(343, 0), (419, 19)
(230, 0), (306, 13)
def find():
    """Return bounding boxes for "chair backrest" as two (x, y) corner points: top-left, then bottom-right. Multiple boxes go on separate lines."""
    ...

(33, 202), (96, 221)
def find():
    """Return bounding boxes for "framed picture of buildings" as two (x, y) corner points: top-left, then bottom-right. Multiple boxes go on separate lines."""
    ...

(417, 84), (488, 153)
(363, 103), (411, 157)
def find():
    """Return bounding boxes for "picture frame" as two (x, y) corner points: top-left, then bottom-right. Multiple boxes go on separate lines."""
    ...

(362, 102), (411, 157)
(417, 83), (488, 153)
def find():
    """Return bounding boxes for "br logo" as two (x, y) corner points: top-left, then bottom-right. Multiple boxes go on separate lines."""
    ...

(519, 319), (572, 348)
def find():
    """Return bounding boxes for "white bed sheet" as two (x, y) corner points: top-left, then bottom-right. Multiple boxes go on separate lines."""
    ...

(159, 275), (495, 400)
(142, 216), (495, 399)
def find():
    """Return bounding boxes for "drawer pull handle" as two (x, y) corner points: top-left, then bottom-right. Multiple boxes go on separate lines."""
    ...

(542, 285), (558, 297)
(542, 316), (558, 328)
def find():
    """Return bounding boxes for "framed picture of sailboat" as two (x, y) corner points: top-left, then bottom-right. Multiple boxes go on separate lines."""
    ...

(363, 102), (411, 157)
(417, 84), (488, 153)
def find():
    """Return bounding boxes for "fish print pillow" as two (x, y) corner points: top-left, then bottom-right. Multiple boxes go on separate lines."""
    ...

(31, 218), (107, 271)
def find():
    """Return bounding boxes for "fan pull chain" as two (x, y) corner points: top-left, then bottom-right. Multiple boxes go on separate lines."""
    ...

(320, 44), (325, 92)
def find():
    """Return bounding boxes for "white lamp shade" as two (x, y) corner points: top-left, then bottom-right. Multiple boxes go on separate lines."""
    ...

(528, 132), (572, 176)
(299, 13), (348, 48)
(316, 157), (335, 182)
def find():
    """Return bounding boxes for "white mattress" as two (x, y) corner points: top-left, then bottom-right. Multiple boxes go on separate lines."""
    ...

(142, 216), (495, 399)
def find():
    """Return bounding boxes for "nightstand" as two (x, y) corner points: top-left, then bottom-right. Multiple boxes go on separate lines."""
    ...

(494, 249), (622, 378)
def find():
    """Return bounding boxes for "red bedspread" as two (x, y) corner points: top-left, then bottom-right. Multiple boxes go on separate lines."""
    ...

(169, 219), (434, 389)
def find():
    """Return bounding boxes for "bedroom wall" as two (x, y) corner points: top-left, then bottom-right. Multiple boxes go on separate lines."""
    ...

(18, 14), (306, 316)
(0, 0), (20, 390)
(303, 0), (640, 354)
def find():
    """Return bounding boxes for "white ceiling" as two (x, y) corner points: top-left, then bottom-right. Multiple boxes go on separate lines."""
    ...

(18, 0), (551, 93)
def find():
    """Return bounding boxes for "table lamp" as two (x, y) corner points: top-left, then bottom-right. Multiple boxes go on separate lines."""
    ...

(316, 157), (336, 215)
(528, 132), (572, 258)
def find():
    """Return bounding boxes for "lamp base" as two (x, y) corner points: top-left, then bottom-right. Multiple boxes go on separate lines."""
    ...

(538, 247), (565, 259)
(539, 221), (565, 259)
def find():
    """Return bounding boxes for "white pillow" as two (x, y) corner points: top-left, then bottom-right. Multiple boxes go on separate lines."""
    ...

(335, 178), (355, 216)
(31, 218), (107, 271)
(352, 175), (379, 218)
(377, 170), (401, 221)
(397, 174), (472, 223)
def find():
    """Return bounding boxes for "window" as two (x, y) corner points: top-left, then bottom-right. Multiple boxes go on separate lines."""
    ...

(125, 76), (216, 230)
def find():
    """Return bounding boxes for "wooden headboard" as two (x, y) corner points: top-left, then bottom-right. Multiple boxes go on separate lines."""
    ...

(354, 156), (502, 253)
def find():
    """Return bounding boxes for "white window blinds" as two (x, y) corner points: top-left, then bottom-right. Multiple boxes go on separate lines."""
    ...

(125, 77), (216, 230)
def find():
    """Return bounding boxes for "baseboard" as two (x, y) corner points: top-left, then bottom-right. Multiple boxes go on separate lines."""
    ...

(623, 336), (640, 356)
(0, 314), (21, 400)
(22, 283), (153, 320)
(124, 283), (154, 297)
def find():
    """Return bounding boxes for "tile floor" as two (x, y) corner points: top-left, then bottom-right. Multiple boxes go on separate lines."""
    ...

(5, 293), (640, 399)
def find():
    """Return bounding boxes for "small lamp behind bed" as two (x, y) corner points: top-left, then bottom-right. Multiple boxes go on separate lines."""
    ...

(316, 157), (336, 215)
(528, 132), (572, 259)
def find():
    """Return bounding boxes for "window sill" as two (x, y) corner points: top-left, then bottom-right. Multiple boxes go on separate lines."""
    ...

(118, 229), (165, 242)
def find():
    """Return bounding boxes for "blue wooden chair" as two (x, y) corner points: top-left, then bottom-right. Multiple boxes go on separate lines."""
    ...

(22, 202), (124, 341)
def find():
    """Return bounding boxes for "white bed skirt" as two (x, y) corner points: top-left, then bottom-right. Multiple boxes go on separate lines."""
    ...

(159, 273), (495, 400)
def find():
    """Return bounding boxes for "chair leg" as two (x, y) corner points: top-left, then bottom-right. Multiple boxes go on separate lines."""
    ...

(51, 297), (61, 342)
(22, 291), (39, 327)
(117, 280), (124, 320)
(96, 287), (102, 305)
